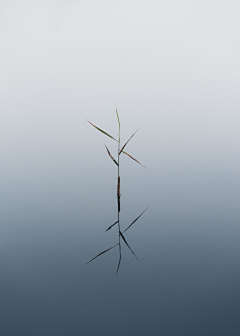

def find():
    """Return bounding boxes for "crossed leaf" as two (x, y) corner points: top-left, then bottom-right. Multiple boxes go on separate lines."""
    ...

(123, 207), (149, 233)
(119, 231), (139, 261)
(105, 145), (118, 166)
(119, 130), (138, 155)
(85, 243), (119, 265)
(84, 117), (118, 141)
(122, 151), (147, 170)
(105, 220), (119, 232)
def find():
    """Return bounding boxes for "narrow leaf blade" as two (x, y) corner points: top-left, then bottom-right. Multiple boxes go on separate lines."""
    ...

(85, 243), (119, 265)
(119, 129), (138, 155)
(123, 206), (149, 233)
(116, 242), (121, 274)
(105, 220), (119, 232)
(84, 117), (118, 141)
(119, 231), (139, 261)
(105, 145), (118, 166)
(116, 109), (120, 132)
(122, 151), (148, 170)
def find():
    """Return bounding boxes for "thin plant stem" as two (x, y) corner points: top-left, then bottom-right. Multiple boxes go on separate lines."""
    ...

(117, 121), (121, 273)
(85, 110), (148, 273)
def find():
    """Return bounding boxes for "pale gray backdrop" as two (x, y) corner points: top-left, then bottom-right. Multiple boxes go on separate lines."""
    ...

(1, 1), (240, 335)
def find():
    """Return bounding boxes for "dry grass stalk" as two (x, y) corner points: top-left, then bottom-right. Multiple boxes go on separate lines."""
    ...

(85, 110), (148, 273)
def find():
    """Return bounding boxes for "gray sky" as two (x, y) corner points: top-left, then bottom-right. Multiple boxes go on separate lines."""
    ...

(1, 0), (240, 149)
(1, 0), (240, 214)
(1, 0), (240, 225)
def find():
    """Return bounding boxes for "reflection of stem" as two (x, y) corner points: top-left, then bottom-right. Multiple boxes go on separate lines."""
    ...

(117, 176), (120, 212)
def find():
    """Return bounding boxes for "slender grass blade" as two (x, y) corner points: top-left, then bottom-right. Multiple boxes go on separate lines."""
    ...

(122, 151), (148, 169)
(116, 109), (120, 142)
(84, 117), (118, 141)
(116, 243), (121, 274)
(105, 145), (118, 166)
(119, 231), (139, 261)
(105, 220), (119, 232)
(123, 206), (149, 233)
(119, 129), (138, 155)
(85, 243), (119, 265)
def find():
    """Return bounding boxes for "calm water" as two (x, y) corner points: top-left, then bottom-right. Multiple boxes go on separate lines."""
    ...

(1, 166), (240, 335)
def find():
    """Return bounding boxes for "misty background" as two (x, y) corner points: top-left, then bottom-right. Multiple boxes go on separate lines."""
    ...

(1, 1), (240, 335)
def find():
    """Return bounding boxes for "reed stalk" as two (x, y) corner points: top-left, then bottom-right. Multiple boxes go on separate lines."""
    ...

(85, 110), (148, 273)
